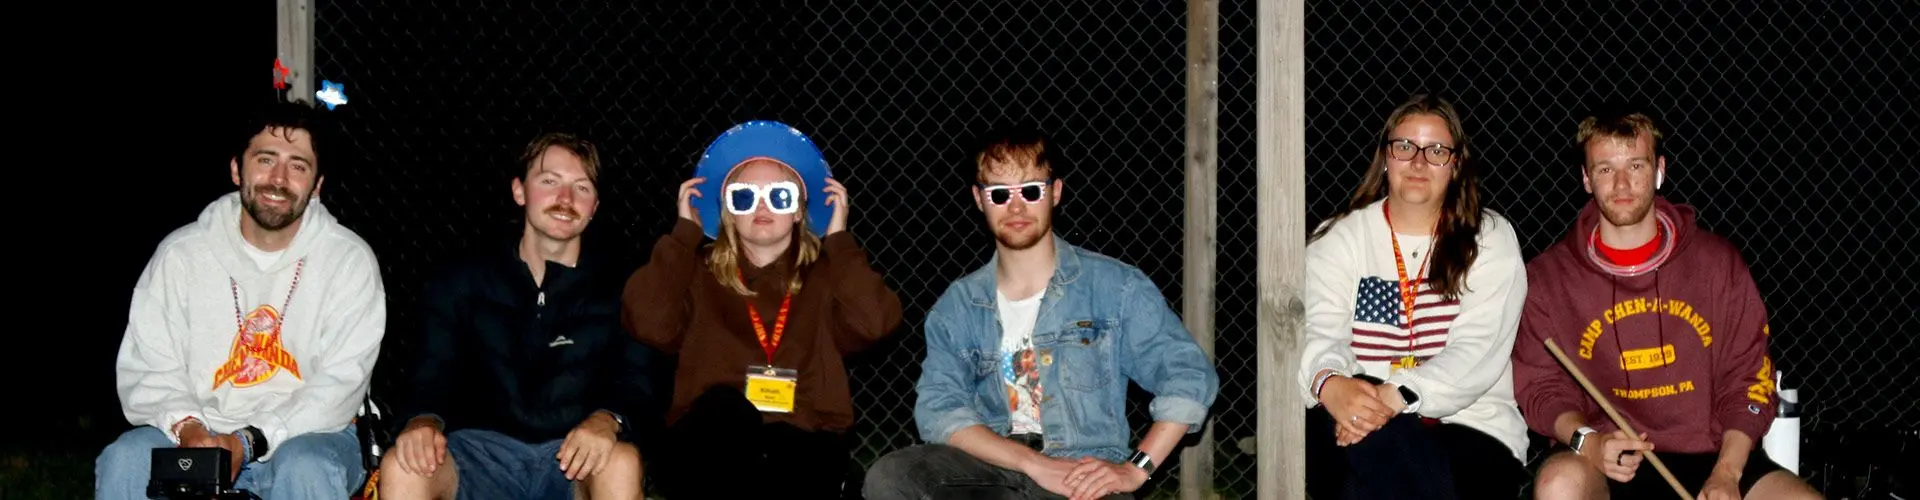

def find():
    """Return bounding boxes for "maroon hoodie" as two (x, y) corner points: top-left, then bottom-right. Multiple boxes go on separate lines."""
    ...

(1512, 197), (1777, 454)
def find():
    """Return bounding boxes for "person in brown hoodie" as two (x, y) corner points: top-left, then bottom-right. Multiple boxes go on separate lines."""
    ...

(621, 120), (903, 498)
(1513, 107), (1819, 499)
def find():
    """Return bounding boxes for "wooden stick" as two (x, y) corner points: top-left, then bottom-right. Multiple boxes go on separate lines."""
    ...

(1543, 338), (1692, 500)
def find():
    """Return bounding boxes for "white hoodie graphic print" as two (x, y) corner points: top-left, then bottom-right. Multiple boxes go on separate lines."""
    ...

(116, 191), (386, 460)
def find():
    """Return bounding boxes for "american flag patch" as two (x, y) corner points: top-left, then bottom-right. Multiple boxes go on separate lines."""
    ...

(1351, 276), (1460, 363)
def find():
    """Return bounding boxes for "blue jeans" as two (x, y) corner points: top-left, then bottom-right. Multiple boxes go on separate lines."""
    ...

(95, 424), (364, 500)
(444, 428), (572, 500)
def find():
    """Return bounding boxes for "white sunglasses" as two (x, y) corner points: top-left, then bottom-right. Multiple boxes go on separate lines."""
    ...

(979, 181), (1048, 206)
(724, 181), (801, 215)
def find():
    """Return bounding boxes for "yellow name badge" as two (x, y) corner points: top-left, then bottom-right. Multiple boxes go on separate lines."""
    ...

(745, 365), (798, 414)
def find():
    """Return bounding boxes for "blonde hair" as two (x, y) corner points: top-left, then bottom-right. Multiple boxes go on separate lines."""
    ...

(704, 164), (822, 297)
(1575, 110), (1663, 166)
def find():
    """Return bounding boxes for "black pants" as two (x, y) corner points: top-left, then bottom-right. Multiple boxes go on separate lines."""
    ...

(863, 443), (1132, 500)
(1306, 407), (1528, 500)
(653, 386), (852, 498)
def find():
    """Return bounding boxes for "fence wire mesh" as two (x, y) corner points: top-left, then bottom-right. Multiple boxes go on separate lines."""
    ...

(1300, 1), (1917, 492)
(314, 0), (1240, 496)
(312, 0), (1909, 497)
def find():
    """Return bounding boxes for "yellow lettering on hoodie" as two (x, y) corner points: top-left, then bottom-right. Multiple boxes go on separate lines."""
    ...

(211, 304), (303, 390)
(1580, 320), (1604, 359)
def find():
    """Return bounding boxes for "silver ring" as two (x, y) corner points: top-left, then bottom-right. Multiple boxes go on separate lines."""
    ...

(1617, 454), (1626, 466)
(1351, 415), (1358, 422)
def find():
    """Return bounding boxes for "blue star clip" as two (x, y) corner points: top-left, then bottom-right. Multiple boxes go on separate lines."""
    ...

(316, 80), (348, 110)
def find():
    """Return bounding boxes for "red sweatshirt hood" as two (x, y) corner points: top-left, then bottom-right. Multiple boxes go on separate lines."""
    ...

(1563, 196), (1701, 278)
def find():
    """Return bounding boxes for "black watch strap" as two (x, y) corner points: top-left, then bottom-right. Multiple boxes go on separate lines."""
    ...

(1126, 450), (1156, 476)
(598, 410), (628, 435)
(243, 426), (269, 461)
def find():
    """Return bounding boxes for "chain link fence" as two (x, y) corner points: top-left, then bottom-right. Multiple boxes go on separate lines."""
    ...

(312, 0), (1907, 497)
(1300, 0), (1917, 493)
(314, 0), (1243, 496)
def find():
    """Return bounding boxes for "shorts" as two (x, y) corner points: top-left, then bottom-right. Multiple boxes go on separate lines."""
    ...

(445, 428), (573, 500)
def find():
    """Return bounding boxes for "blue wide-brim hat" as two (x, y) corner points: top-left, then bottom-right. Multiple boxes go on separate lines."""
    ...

(692, 120), (834, 240)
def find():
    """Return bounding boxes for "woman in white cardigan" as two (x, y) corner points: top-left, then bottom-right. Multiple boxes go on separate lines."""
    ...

(1299, 93), (1530, 500)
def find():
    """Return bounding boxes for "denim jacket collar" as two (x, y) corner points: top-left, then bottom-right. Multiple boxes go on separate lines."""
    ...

(962, 233), (1082, 310)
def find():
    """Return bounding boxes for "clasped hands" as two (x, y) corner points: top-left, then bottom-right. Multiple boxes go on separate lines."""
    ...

(1024, 454), (1147, 500)
(174, 418), (247, 483)
(1317, 374), (1410, 446)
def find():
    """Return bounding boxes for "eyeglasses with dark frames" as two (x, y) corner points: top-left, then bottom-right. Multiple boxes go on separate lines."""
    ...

(1384, 139), (1457, 166)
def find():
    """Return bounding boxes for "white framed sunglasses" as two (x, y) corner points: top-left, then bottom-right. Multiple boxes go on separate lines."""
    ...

(725, 181), (801, 215)
(979, 181), (1048, 206)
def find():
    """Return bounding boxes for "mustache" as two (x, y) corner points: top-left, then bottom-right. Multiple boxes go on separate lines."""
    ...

(544, 205), (581, 219)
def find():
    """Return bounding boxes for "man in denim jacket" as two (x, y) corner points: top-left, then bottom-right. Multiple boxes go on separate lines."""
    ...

(865, 125), (1220, 499)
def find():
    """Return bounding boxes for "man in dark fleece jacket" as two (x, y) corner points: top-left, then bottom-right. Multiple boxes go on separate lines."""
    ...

(1514, 109), (1819, 500)
(378, 133), (665, 500)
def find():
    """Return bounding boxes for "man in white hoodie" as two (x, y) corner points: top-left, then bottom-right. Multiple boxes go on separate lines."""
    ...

(96, 99), (387, 499)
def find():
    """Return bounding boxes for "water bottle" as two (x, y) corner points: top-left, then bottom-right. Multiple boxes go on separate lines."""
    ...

(1762, 369), (1801, 475)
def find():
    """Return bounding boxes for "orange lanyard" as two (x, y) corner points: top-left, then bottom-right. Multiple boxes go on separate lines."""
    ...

(1383, 202), (1434, 367)
(741, 272), (793, 365)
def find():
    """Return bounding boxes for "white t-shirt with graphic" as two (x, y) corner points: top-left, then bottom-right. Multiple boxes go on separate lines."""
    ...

(997, 290), (1045, 435)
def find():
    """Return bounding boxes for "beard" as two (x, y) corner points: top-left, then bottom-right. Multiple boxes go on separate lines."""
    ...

(1599, 195), (1655, 227)
(992, 217), (1049, 250)
(241, 183), (308, 231)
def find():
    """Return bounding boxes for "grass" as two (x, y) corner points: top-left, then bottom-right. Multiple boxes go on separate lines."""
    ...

(2, 422), (105, 500)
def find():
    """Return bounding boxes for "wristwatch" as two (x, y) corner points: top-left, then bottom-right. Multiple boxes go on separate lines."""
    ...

(598, 410), (628, 435)
(1569, 426), (1597, 455)
(1395, 384), (1422, 414)
(1126, 450), (1157, 477)
(241, 426), (269, 462)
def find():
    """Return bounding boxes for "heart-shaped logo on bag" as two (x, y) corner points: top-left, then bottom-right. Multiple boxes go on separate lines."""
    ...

(178, 458), (193, 470)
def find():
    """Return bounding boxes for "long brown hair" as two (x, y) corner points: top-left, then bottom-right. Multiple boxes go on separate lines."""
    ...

(1309, 93), (1486, 300)
(704, 164), (822, 297)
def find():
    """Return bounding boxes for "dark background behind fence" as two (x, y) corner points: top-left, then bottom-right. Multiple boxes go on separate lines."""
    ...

(1297, 0), (1917, 495)
(312, 0), (1229, 496)
(10, 1), (1912, 498)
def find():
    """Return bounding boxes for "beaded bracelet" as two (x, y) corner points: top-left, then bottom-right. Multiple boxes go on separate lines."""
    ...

(235, 429), (255, 463)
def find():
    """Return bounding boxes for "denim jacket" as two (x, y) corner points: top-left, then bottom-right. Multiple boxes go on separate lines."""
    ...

(913, 234), (1220, 463)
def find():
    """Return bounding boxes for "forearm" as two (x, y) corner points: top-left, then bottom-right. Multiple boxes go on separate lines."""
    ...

(1552, 411), (1588, 444)
(948, 425), (1047, 472)
(1714, 429), (1753, 475)
(1135, 422), (1188, 468)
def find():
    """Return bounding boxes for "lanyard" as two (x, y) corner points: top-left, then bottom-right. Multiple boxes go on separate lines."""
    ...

(741, 272), (794, 365)
(231, 258), (307, 331)
(1383, 203), (1433, 369)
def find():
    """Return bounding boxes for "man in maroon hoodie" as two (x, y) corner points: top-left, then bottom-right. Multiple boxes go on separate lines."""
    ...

(1513, 107), (1820, 499)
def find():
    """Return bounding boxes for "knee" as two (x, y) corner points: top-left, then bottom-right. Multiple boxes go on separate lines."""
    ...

(268, 438), (361, 492)
(863, 445), (940, 495)
(376, 456), (425, 484)
(1752, 471), (1822, 500)
(605, 442), (642, 479)
(1533, 452), (1600, 500)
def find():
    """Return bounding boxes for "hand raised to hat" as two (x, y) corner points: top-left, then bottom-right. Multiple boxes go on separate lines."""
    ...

(823, 177), (848, 235)
(678, 177), (706, 232)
